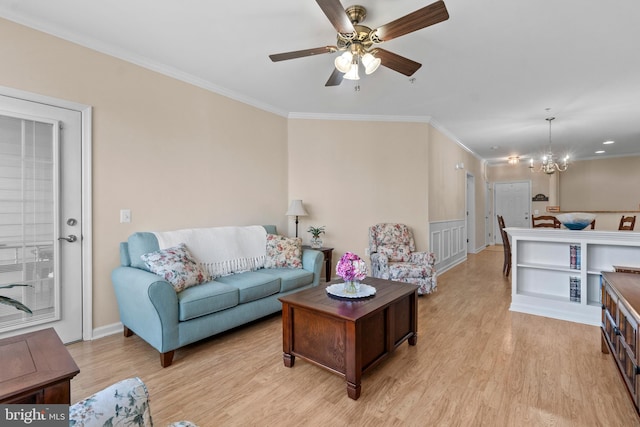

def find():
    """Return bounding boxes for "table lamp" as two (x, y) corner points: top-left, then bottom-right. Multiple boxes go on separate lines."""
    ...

(286, 200), (308, 237)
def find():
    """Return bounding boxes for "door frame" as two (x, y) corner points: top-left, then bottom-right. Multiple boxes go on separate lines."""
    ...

(1, 85), (93, 341)
(465, 172), (475, 254)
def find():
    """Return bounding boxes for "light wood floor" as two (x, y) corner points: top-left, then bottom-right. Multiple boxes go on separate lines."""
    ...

(68, 249), (640, 426)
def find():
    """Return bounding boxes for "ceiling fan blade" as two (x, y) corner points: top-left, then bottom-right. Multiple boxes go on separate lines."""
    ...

(373, 49), (422, 76)
(316, 0), (355, 35)
(269, 46), (337, 62)
(325, 68), (344, 86)
(372, 0), (449, 43)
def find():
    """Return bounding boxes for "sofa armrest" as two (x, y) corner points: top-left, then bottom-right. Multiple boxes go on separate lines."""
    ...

(112, 266), (180, 353)
(301, 248), (323, 287)
(370, 252), (390, 279)
(410, 251), (436, 267)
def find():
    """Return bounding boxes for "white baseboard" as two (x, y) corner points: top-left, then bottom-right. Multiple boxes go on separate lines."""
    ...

(435, 256), (467, 275)
(90, 322), (123, 340)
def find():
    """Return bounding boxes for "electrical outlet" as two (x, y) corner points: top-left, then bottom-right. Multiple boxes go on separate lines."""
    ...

(120, 209), (131, 223)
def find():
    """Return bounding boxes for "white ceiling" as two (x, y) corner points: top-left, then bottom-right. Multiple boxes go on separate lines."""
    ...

(2, 0), (640, 164)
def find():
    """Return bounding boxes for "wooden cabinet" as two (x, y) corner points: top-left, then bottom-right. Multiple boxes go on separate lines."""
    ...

(601, 272), (640, 413)
(506, 228), (640, 325)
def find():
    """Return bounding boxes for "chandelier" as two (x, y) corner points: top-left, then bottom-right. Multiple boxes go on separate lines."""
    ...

(529, 117), (569, 174)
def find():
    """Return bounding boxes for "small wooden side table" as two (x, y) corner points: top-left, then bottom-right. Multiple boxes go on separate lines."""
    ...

(0, 328), (80, 404)
(302, 246), (334, 282)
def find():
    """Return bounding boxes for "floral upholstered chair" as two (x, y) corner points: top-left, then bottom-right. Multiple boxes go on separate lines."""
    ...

(69, 377), (198, 427)
(368, 223), (437, 295)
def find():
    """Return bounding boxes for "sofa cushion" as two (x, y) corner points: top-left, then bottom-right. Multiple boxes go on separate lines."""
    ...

(389, 262), (432, 279)
(141, 243), (211, 292)
(215, 271), (280, 303)
(257, 268), (314, 292)
(178, 281), (239, 321)
(264, 234), (303, 269)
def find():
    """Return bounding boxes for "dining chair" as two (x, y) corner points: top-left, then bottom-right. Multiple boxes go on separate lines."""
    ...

(619, 215), (636, 231)
(497, 215), (511, 276)
(531, 215), (561, 228)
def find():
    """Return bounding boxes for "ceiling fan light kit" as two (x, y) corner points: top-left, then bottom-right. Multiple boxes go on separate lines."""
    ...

(269, 0), (449, 87)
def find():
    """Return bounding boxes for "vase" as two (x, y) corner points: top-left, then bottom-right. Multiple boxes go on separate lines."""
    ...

(343, 280), (360, 294)
(310, 237), (323, 249)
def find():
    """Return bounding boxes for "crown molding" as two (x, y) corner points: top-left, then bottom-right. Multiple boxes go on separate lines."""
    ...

(428, 118), (481, 161)
(288, 112), (430, 123)
(0, 13), (290, 118)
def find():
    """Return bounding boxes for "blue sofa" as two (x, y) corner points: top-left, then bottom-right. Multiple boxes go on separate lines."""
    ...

(112, 225), (323, 367)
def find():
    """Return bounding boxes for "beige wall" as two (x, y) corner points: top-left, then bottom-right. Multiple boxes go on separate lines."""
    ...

(1, 18), (289, 329)
(428, 126), (486, 249)
(560, 156), (640, 211)
(560, 156), (640, 230)
(288, 119), (430, 271)
(2, 18), (485, 331)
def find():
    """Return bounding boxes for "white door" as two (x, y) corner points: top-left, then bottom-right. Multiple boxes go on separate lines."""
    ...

(0, 95), (83, 343)
(494, 181), (531, 240)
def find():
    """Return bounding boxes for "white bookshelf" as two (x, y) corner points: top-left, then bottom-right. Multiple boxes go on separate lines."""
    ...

(505, 228), (640, 326)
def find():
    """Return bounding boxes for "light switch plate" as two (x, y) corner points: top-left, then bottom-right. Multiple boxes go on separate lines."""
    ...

(120, 209), (131, 223)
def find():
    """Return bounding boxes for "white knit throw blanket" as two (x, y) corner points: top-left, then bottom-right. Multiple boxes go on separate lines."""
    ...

(153, 225), (267, 278)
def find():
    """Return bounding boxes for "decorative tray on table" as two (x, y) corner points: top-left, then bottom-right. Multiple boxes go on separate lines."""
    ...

(326, 283), (376, 299)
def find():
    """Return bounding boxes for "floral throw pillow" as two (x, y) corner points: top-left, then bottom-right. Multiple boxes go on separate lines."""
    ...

(264, 234), (302, 269)
(140, 243), (211, 292)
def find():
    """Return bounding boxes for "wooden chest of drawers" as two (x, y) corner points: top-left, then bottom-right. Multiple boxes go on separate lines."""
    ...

(601, 271), (640, 413)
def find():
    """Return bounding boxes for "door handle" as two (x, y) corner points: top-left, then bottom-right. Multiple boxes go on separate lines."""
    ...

(58, 235), (77, 243)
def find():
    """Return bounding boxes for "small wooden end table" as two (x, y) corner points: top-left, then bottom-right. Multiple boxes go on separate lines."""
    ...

(302, 245), (333, 282)
(279, 277), (418, 399)
(0, 328), (80, 404)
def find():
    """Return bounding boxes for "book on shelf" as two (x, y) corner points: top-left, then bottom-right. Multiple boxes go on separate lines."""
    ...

(569, 244), (581, 270)
(570, 276), (581, 302)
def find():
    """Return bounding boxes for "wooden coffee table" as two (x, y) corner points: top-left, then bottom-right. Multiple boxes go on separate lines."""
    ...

(0, 328), (80, 404)
(279, 276), (418, 400)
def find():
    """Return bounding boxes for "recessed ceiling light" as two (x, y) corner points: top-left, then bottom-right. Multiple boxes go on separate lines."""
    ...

(595, 150), (605, 154)
(491, 146), (499, 150)
(603, 140), (615, 145)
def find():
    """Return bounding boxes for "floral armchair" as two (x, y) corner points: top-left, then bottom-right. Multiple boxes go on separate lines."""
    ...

(69, 377), (197, 427)
(368, 223), (437, 295)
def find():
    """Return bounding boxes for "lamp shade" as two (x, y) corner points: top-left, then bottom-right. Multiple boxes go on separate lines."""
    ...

(343, 63), (360, 81)
(334, 52), (353, 73)
(362, 53), (381, 75)
(286, 200), (308, 217)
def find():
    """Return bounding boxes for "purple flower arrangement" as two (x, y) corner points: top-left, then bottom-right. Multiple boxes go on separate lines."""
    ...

(336, 251), (368, 282)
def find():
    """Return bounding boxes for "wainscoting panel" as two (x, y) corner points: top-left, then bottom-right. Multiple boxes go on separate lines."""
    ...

(430, 219), (467, 274)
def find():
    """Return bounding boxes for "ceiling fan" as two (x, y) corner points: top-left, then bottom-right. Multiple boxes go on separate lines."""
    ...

(269, 0), (449, 86)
